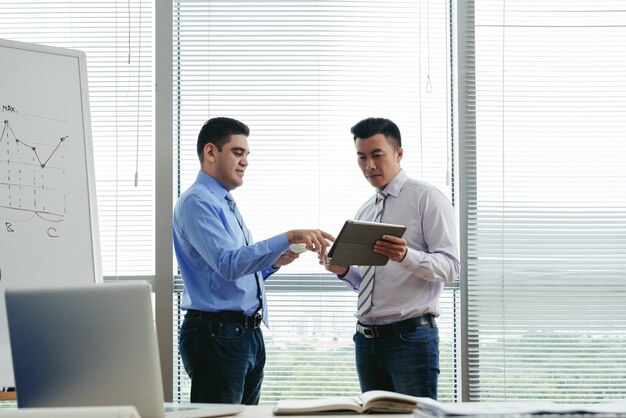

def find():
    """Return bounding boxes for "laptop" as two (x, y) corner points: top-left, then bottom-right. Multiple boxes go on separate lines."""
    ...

(5, 282), (244, 418)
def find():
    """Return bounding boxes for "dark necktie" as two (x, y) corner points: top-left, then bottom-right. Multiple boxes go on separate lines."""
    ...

(356, 191), (388, 316)
(225, 193), (268, 326)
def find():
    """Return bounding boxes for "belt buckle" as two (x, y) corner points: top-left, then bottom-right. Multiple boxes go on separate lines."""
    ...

(358, 324), (377, 338)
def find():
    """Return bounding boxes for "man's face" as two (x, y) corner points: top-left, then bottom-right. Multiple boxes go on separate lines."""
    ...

(355, 133), (403, 189)
(204, 134), (250, 191)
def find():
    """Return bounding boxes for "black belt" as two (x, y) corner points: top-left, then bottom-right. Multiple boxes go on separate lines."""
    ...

(356, 314), (436, 339)
(185, 309), (262, 329)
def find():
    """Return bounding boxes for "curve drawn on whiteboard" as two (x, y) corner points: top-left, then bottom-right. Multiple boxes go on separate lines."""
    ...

(1, 119), (68, 223)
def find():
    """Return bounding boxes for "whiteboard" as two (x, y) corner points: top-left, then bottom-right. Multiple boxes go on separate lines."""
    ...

(0, 38), (102, 386)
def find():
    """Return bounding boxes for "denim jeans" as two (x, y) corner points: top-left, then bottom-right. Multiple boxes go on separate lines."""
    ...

(179, 315), (265, 405)
(354, 322), (440, 399)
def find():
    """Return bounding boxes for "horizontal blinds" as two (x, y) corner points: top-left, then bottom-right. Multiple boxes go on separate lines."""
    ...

(174, 276), (460, 403)
(463, 0), (626, 402)
(0, 1), (155, 277)
(173, 0), (457, 403)
(173, 0), (453, 251)
(265, 279), (460, 402)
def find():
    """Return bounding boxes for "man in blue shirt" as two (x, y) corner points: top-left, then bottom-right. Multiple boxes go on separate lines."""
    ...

(324, 117), (460, 399)
(173, 117), (334, 404)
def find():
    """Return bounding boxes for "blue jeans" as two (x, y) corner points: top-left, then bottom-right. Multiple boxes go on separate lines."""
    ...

(179, 315), (265, 405)
(354, 322), (440, 399)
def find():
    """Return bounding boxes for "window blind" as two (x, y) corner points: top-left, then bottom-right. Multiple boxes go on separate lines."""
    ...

(460, 0), (626, 402)
(0, 1), (155, 278)
(172, 0), (458, 403)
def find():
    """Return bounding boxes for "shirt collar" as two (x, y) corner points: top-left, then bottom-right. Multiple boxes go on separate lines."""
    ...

(378, 169), (407, 198)
(196, 170), (230, 200)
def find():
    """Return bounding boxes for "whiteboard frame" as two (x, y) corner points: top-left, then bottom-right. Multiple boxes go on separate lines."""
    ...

(0, 37), (102, 284)
(0, 38), (102, 386)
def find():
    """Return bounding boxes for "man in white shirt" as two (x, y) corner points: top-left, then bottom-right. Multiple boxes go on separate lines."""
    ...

(324, 117), (460, 399)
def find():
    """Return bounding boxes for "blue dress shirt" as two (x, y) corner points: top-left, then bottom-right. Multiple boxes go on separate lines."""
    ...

(173, 171), (290, 315)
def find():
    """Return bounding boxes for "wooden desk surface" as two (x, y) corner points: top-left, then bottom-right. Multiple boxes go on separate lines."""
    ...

(240, 405), (414, 417)
(0, 401), (415, 416)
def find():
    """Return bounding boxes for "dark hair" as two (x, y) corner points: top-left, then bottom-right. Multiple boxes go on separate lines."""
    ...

(197, 117), (250, 161)
(350, 117), (402, 149)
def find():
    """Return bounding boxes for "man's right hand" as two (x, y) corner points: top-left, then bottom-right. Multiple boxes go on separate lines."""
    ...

(321, 260), (349, 277)
(287, 229), (335, 257)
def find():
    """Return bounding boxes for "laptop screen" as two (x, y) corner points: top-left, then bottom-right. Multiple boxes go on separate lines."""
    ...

(6, 283), (167, 418)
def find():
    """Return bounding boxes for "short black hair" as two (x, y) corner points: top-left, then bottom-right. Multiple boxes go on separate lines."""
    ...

(350, 117), (402, 148)
(197, 117), (250, 161)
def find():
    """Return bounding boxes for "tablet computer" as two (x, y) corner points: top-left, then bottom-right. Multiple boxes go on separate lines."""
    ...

(327, 219), (407, 266)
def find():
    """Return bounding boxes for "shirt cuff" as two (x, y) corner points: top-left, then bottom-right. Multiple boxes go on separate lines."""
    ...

(399, 247), (422, 270)
(266, 232), (290, 253)
(339, 267), (361, 291)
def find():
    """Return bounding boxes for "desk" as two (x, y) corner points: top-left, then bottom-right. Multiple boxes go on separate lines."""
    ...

(0, 404), (415, 417)
(240, 405), (414, 417)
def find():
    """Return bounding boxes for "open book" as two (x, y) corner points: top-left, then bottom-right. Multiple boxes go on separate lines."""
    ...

(274, 391), (626, 417)
(273, 390), (421, 415)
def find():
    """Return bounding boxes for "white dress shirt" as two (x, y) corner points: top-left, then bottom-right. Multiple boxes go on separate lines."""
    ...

(340, 170), (460, 325)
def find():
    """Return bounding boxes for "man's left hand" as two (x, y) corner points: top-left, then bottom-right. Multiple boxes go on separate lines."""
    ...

(272, 250), (300, 269)
(373, 235), (407, 262)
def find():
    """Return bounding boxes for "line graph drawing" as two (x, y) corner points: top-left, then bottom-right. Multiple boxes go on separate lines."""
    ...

(2, 120), (68, 168)
(0, 119), (69, 223)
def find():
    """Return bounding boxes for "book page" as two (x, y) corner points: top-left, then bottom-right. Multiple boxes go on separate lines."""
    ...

(273, 396), (363, 415)
(360, 390), (420, 412)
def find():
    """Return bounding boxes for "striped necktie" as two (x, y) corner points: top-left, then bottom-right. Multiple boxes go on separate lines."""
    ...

(225, 193), (268, 326)
(356, 191), (388, 316)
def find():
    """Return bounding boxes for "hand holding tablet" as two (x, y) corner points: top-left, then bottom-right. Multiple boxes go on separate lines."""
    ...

(327, 220), (407, 266)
